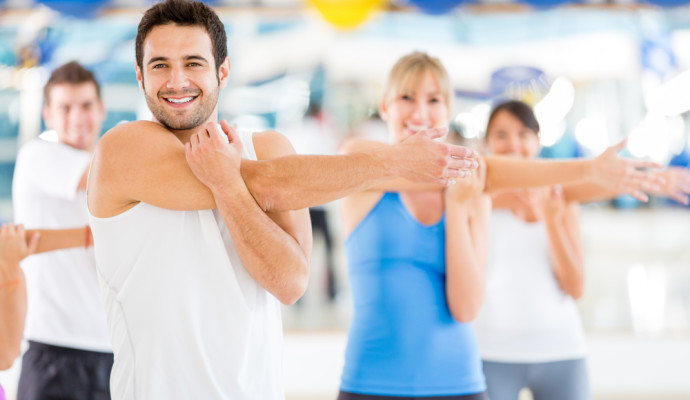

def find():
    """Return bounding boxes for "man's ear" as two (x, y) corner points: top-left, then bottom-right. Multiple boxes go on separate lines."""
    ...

(218, 57), (231, 89)
(135, 63), (144, 91)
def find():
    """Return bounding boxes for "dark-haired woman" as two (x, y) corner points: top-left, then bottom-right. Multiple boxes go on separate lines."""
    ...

(472, 100), (591, 400)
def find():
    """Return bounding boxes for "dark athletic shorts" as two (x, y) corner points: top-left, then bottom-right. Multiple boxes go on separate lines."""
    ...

(18, 341), (113, 400)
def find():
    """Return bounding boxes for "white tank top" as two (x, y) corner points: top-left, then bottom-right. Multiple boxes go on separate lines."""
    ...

(473, 209), (587, 363)
(89, 131), (284, 399)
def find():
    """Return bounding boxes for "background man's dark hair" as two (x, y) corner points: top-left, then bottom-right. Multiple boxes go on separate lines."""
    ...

(135, 0), (228, 80)
(44, 61), (101, 105)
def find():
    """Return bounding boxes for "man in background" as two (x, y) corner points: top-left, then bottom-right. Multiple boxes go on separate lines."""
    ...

(12, 61), (112, 400)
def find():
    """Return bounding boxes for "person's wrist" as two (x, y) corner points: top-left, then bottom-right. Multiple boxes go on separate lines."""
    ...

(0, 262), (22, 285)
(587, 157), (599, 183)
(372, 145), (398, 180)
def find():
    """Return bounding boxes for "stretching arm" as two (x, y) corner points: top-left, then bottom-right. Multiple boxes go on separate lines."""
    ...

(445, 160), (491, 322)
(540, 188), (584, 299)
(184, 126), (312, 305)
(88, 121), (477, 218)
(25, 227), (92, 254)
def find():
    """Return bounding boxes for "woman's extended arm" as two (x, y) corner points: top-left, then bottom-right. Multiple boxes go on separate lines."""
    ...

(445, 159), (492, 322)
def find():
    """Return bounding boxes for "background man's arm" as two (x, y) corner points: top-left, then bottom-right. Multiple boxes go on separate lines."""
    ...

(25, 227), (92, 254)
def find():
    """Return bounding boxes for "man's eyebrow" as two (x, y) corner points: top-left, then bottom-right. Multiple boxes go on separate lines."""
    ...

(147, 56), (168, 65)
(185, 55), (209, 63)
(147, 55), (209, 65)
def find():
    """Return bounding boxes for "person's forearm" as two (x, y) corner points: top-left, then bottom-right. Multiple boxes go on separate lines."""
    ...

(0, 269), (26, 370)
(212, 181), (310, 305)
(445, 203), (486, 323)
(26, 227), (90, 254)
(544, 212), (584, 299)
(242, 151), (398, 212)
(563, 183), (619, 204)
(485, 156), (594, 193)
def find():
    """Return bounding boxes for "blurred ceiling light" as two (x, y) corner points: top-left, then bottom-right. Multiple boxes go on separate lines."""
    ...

(646, 68), (690, 117)
(471, 103), (490, 137)
(574, 117), (608, 154)
(534, 77), (575, 123)
(628, 113), (685, 164)
(539, 120), (566, 148)
(454, 112), (481, 139)
(534, 77), (574, 147)
(667, 115), (686, 156)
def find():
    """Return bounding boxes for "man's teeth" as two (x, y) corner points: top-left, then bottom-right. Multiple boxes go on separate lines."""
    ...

(167, 97), (194, 104)
(407, 124), (428, 132)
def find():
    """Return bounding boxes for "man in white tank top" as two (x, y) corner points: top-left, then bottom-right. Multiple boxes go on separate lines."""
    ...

(86, 1), (479, 398)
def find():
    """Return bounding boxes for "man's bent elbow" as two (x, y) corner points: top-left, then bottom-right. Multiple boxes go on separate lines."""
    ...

(565, 283), (584, 300)
(276, 270), (309, 306)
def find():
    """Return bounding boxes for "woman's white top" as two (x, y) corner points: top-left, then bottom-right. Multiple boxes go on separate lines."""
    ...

(473, 209), (587, 363)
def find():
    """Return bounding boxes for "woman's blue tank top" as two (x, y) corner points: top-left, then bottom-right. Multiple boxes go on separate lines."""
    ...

(341, 192), (485, 396)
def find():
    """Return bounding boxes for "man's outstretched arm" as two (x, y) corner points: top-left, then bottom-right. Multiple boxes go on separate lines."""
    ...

(87, 120), (478, 217)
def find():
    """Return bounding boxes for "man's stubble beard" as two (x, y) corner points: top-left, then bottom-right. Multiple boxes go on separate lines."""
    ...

(145, 86), (220, 131)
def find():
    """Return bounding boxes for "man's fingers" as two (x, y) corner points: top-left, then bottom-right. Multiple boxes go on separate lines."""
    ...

(627, 189), (649, 203)
(630, 159), (664, 172)
(611, 138), (628, 153)
(445, 168), (471, 179)
(220, 119), (238, 143)
(448, 144), (478, 160)
(448, 157), (478, 171)
(671, 192), (690, 205)
(435, 177), (457, 187)
(190, 133), (201, 147)
(419, 127), (448, 141)
(27, 232), (40, 254)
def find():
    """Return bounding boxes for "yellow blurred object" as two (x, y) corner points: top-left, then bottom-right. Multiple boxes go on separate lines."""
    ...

(309, 0), (385, 30)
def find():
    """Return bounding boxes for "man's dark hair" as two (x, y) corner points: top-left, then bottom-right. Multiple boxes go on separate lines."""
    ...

(135, 0), (228, 76)
(44, 61), (101, 105)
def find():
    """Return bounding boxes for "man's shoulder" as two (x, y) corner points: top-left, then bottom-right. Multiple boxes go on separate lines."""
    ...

(101, 120), (167, 141)
(96, 120), (172, 156)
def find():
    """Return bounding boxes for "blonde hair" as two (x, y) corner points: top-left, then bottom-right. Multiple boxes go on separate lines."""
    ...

(381, 52), (453, 111)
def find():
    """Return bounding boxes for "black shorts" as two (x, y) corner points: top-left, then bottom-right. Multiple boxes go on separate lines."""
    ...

(337, 390), (489, 400)
(18, 341), (113, 400)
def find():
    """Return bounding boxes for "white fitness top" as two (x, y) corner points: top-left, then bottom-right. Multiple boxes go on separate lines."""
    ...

(473, 209), (587, 363)
(12, 138), (112, 352)
(89, 131), (284, 400)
